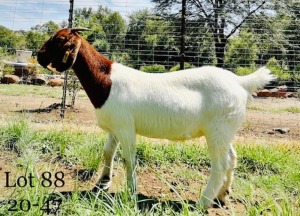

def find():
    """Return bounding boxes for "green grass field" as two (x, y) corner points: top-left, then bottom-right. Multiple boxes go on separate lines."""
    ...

(0, 115), (299, 215)
(0, 84), (299, 215)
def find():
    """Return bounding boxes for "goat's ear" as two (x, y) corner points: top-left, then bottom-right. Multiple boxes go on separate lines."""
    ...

(49, 34), (82, 72)
(71, 27), (90, 33)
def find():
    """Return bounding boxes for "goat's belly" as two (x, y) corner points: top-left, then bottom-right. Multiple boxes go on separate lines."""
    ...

(135, 117), (204, 140)
(137, 129), (204, 141)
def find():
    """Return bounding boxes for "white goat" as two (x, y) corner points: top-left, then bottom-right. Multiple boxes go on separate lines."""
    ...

(38, 28), (276, 208)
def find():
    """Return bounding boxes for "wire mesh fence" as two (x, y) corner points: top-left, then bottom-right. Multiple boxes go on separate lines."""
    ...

(0, 3), (300, 215)
(0, 1), (300, 96)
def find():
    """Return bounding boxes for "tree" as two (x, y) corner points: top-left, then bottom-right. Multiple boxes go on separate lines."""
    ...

(169, 15), (216, 66)
(25, 31), (48, 55)
(152, 0), (269, 67)
(31, 21), (60, 35)
(0, 25), (25, 54)
(142, 15), (178, 66)
(73, 6), (130, 66)
(73, 6), (126, 52)
(283, 2), (300, 70)
(241, 1), (300, 71)
(100, 9), (127, 50)
(126, 9), (178, 68)
(225, 30), (259, 69)
(125, 9), (151, 66)
(242, 12), (288, 68)
(26, 21), (60, 55)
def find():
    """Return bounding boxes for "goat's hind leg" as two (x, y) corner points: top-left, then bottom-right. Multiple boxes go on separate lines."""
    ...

(115, 128), (137, 194)
(215, 144), (237, 206)
(94, 133), (119, 191)
(199, 131), (234, 208)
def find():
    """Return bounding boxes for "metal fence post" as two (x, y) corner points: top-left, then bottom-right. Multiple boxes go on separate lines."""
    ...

(60, 0), (74, 118)
(180, 0), (186, 70)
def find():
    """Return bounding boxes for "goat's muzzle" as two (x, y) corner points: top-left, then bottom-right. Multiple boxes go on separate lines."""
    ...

(37, 39), (53, 69)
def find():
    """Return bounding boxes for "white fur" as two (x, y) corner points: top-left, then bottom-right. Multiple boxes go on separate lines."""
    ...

(95, 64), (276, 207)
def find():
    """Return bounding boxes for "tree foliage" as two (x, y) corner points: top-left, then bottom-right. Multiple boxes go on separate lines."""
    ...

(125, 9), (178, 67)
(72, 6), (130, 65)
(30, 21), (60, 35)
(25, 31), (48, 55)
(74, 7), (126, 51)
(225, 30), (259, 68)
(152, 0), (270, 67)
(283, 2), (300, 70)
(0, 25), (25, 54)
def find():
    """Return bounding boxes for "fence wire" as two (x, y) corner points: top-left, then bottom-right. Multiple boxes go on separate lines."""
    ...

(1, 1), (300, 87)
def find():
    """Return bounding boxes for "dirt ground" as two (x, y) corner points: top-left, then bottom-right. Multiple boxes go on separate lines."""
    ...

(0, 93), (299, 215)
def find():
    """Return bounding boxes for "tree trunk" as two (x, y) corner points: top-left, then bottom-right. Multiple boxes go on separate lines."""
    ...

(215, 37), (227, 68)
(213, 0), (227, 68)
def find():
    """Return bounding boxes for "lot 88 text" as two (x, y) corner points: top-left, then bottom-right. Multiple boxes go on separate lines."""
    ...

(3, 171), (65, 188)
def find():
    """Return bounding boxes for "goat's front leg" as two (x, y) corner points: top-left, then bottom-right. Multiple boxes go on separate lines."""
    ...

(115, 128), (137, 194)
(94, 133), (119, 191)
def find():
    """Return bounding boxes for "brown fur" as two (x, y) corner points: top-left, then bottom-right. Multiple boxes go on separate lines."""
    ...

(38, 28), (113, 108)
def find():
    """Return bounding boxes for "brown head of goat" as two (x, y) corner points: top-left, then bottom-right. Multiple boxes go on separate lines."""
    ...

(38, 28), (113, 108)
(38, 28), (86, 73)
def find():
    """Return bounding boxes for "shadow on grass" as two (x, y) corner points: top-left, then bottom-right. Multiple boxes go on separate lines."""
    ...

(15, 103), (62, 113)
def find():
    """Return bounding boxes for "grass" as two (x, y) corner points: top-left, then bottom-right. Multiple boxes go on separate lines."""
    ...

(247, 105), (300, 114)
(0, 84), (88, 99)
(280, 106), (300, 114)
(0, 116), (299, 215)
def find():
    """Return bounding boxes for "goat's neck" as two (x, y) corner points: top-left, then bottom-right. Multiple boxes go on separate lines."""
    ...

(72, 39), (113, 108)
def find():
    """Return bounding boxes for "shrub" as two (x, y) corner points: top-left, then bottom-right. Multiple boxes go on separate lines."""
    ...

(2, 65), (15, 75)
(26, 57), (41, 76)
(291, 65), (300, 82)
(93, 39), (110, 53)
(0, 47), (6, 57)
(234, 66), (257, 76)
(234, 58), (292, 81)
(297, 89), (300, 99)
(268, 66), (290, 81)
(140, 64), (167, 73)
(169, 62), (195, 72)
(266, 57), (280, 68)
(266, 57), (290, 81)
(111, 52), (132, 67)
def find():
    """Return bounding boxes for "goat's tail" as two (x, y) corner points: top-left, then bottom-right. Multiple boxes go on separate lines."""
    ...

(238, 67), (277, 94)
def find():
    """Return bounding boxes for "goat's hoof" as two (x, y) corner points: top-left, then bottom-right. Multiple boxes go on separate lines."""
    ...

(92, 184), (110, 193)
(92, 176), (111, 193)
(197, 198), (212, 211)
(100, 176), (112, 190)
(212, 198), (226, 208)
(100, 182), (111, 191)
(196, 201), (209, 214)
